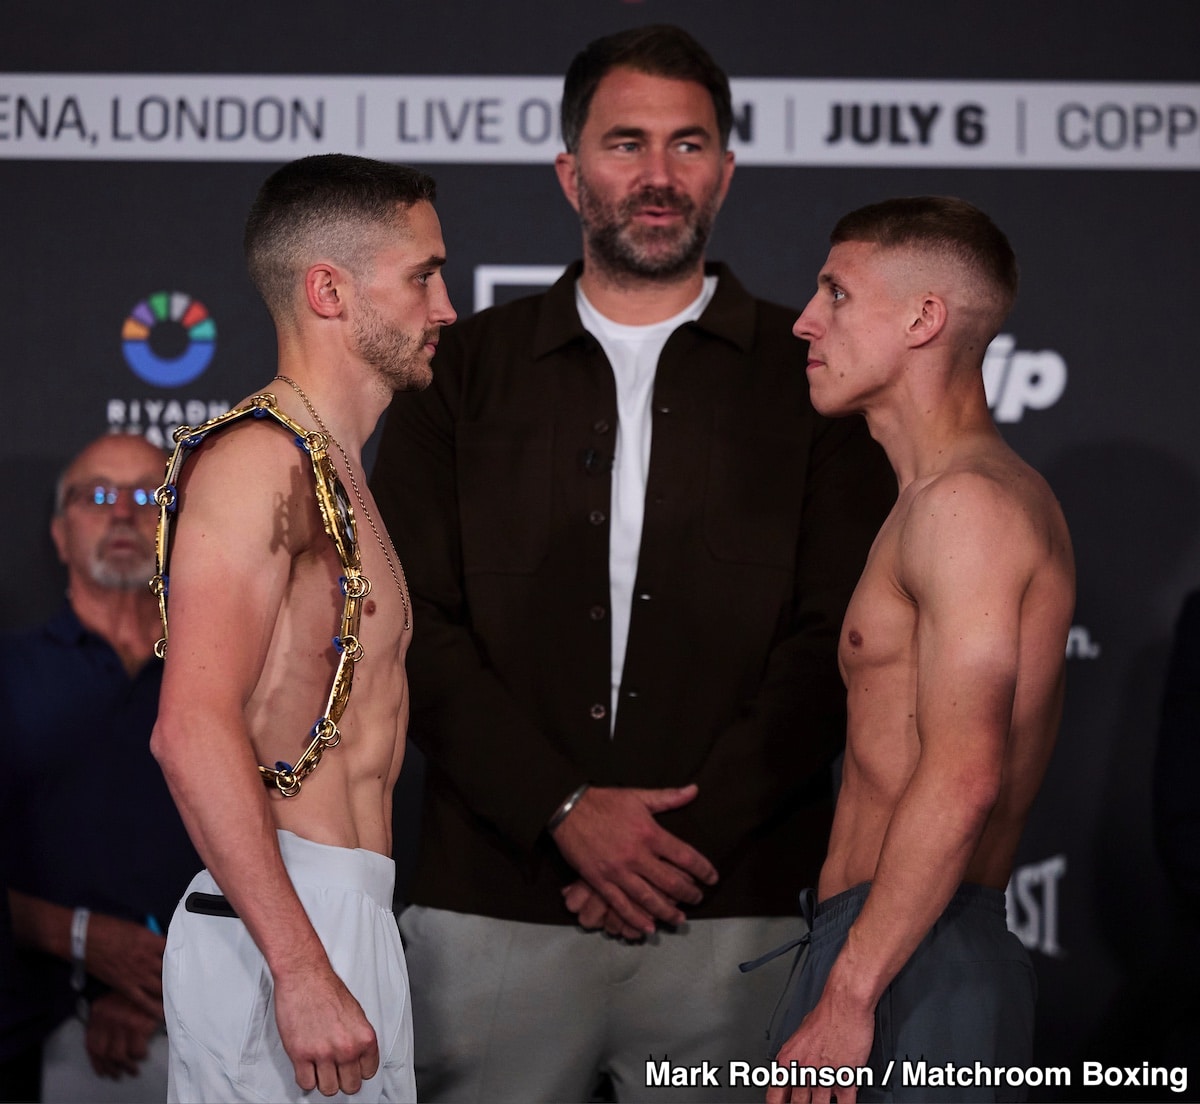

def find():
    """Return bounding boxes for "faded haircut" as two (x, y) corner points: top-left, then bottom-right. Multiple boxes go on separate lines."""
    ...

(832, 195), (1019, 335)
(560, 24), (733, 153)
(244, 153), (437, 323)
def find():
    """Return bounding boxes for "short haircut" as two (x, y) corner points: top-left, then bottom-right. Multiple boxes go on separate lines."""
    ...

(560, 24), (733, 153)
(244, 153), (437, 322)
(831, 196), (1019, 332)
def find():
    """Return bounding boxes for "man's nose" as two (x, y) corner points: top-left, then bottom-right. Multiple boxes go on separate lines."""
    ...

(638, 146), (674, 189)
(431, 282), (457, 327)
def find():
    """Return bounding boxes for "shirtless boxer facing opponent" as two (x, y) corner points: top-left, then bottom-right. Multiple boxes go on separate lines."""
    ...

(769, 197), (1075, 1104)
(149, 154), (455, 1103)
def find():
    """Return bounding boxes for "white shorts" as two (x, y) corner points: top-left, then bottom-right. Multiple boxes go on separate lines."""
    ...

(163, 830), (414, 1103)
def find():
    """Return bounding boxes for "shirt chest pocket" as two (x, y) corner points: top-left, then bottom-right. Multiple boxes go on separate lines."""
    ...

(703, 428), (809, 569)
(457, 422), (553, 575)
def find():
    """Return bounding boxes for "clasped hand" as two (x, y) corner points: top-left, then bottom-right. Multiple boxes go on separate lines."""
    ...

(85, 991), (161, 1080)
(85, 913), (167, 1020)
(551, 784), (717, 938)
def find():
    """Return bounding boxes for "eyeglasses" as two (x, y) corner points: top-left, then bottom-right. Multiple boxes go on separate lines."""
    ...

(64, 483), (157, 510)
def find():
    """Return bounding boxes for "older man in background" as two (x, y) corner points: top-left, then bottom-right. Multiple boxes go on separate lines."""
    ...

(0, 433), (198, 1103)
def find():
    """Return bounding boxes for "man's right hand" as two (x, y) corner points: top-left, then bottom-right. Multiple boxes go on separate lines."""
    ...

(561, 880), (649, 940)
(549, 784), (717, 934)
(85, 991), (160, 1080)
(85, 914), (167, 1020)
(273, 968), (380, 1097)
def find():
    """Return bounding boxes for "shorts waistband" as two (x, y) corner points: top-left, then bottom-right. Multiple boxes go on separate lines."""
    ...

(814, 881), (1007, 927)
(275, 830), (395, 909)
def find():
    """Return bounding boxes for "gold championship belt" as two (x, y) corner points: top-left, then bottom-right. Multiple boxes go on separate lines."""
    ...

(149, 391), (370, 798)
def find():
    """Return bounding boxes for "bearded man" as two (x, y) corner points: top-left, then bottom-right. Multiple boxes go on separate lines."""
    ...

(1, 432), (199, 1104)
(369, 23), (895, 1104)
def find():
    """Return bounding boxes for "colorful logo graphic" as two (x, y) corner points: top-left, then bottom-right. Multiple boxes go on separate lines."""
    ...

(121, 291), (217, 387)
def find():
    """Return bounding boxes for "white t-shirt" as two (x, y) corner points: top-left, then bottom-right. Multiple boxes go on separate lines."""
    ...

(574, 275), (719, 731)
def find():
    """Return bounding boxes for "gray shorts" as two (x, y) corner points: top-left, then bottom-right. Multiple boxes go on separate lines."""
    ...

(401, 906), (802, 1103)
(776, 882), (1036, 1103)
(163, 830), (414, 1103)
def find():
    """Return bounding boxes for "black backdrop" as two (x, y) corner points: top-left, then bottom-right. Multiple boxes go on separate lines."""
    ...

(4, 2), (1199, 1097)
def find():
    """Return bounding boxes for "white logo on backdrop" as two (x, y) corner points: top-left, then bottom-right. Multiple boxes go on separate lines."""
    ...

(474, 265), (567, 312)
(983, 335), (1068, 423)
(1066, 626), (1102, 660)
(1007, 853), (1066, 957)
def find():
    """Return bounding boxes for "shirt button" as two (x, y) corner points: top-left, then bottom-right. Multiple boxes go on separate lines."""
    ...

(589, 605), (607, 621)
(592, 419), (611, 434)
(589, 703), (607, 721)
(655, 403), (671, 415)
(624, 688), (639, 699)
(588, 509), (606, 526)
(637, 592), (652, 602)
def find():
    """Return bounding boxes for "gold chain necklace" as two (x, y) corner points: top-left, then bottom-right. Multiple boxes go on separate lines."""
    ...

(272, 374), (411, 631)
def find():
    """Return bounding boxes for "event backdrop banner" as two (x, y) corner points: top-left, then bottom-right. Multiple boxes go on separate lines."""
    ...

(3, 2), (1198, 1098)
(4, 74), (1199, 167)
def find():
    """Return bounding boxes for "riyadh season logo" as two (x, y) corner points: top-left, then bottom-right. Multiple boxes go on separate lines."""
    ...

(110, 289), (227, 446)
(121, 290), (216, 387)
